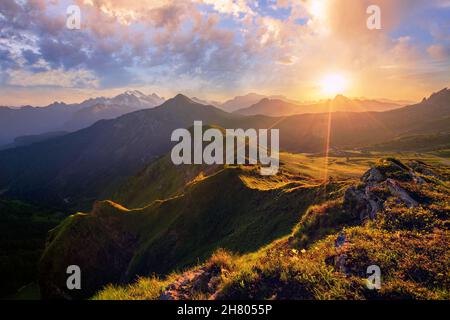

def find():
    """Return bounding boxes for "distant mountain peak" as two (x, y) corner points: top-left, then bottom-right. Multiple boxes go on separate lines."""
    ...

(171, 94), (194, 104)
(435, 87), (448, 94)
(103, 90), (165, 109)
(151, 93), (164, 99)
(220, 93), (268, 112)
(157, 94), (197, 110)
(190, 97), (221, 107)
(245, 92), (264, 97)
(426, 88), (449, 104)
(123, 90), (146, 98)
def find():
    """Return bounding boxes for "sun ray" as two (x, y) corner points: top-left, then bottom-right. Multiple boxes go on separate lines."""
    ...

(322, 100), (333, 183)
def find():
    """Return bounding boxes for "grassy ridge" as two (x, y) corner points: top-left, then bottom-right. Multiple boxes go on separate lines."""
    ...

(39, 161), (340, 299)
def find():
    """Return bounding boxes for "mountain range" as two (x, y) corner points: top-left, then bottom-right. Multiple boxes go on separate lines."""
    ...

(234, 95), (405, 116)
(0, 90), (411, 148)
(0, 88), (448, 210)
(219, 93), (302, 112)
(0, 90), (165, 147)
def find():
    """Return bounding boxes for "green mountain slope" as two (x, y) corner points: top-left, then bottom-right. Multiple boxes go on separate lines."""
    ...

(39, 161), (346, 299)
(111, 124), (227, 208)
(94, 158), (450, 300)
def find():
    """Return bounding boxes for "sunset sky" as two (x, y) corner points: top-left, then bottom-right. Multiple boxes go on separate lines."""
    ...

(0, 0), (449, 106)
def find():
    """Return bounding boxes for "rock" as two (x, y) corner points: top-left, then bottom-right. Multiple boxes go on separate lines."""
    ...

(344, 185), (381, 223)
(409, 161), (443, 181)
(331, 233), (350, 276)
(159, 265), (226, 300)
(344, 186), (366, 218)
(367, 199), (380, 220)
(344, 159), (423, 223)
(362, 167), (384, 184)
(386, 179), (418, 208)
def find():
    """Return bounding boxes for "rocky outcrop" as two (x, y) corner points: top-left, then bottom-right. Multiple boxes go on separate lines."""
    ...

(386, 179), (418, 208)
(344, 159), (424, 223)
(332, 158), (437, 276)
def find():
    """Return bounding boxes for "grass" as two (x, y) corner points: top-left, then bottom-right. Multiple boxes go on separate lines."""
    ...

(94, 277), (170, 300)
(93, 249), (238, 301)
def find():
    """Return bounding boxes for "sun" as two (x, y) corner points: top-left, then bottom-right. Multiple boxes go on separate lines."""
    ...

(320, 73), (349, 97)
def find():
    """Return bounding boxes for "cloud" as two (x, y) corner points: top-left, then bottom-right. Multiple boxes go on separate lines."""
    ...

(427, 44), (450, 60)
(242, 0), (448, 99)
(0, 0), (449, 103)
(199, 0), (254, 17)
(8, 68), (99, 88)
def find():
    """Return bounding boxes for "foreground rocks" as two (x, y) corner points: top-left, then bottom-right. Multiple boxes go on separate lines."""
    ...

(343, 159), (436, 223)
